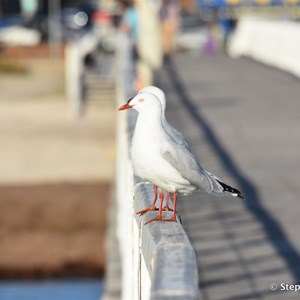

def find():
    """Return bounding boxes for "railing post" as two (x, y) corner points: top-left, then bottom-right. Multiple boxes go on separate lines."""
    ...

(115, 31), (138, 300)
(136, 0), (163, 85)
(65, 34), (98, 118)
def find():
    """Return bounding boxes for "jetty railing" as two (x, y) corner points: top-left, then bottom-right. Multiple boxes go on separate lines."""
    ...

(229, 16), (300, 78)
(103, 26), (199, 299)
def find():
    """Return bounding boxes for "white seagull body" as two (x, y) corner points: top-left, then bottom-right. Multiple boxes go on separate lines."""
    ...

(119, 89), (244, 222)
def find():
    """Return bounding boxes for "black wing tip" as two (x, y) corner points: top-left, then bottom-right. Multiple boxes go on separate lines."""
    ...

(236, 193), (245, 200)
(217, 180), (245, 200)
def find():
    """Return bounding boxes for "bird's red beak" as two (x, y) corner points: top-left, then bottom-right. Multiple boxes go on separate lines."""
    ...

(118, 97), (134, 111)
(118, 103), (133, 111)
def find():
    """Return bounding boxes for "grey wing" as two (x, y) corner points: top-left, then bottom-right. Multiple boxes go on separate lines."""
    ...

(168, 127), (190, 148)
(162, 142), (221, 193)
(164, 121), (190, 148)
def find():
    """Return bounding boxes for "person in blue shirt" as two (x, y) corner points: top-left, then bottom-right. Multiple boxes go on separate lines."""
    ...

(119, 0), (139, 61)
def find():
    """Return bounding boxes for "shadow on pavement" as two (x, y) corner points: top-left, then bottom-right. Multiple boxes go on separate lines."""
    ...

(159, 56), (300, 299)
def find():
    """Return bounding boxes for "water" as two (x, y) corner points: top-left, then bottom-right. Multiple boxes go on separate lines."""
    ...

(0, 279), (104, 300)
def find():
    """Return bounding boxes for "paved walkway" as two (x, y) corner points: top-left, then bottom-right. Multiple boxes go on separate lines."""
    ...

(157, 54), (300, 300)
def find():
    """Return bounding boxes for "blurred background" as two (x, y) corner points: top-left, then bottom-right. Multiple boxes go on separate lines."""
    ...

(1, 0), (300, 299)
(0, 0), (116, 299)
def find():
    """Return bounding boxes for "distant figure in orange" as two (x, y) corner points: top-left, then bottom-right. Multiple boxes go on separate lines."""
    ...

(159, 0), (181, 59)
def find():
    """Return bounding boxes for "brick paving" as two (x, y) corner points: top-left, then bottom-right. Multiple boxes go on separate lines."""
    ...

(157, 54), (300, 300)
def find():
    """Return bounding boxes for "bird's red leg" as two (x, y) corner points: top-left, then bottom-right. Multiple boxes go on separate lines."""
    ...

(162, 192), (173, 211)
(164, 192), (177, 222)
(144, 189), (164, 224)
(136, 185), (158, 216)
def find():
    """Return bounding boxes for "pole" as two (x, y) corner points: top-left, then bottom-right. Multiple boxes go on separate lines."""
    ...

(48, 0), (62, 59)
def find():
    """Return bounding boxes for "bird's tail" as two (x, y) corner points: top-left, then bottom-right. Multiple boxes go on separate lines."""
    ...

(216, 180), (244, 199)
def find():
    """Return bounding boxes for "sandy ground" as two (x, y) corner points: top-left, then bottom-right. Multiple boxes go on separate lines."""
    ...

(0, 99), (116, 183)
(0, 58), (116, 278)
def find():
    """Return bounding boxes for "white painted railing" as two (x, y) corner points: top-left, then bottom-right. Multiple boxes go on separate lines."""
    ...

(65, 33), (98, 117)
(134, 185), (199, 300)
(229, 17), (300, 78)
(103, 30), (199, 300)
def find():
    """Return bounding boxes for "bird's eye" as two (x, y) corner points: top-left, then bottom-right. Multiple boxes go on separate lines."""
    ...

(139, 99), (144, 103)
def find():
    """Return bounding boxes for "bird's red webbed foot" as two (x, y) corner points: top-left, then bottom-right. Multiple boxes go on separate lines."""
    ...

(137, 188), (178, 224)
(162, 216), (177, 222)
(136, 185), (158, 216)
(144, 189), (165, 224)
(144, 214), (163, 225)
(136, 204), (157, 216)
(137, 205), (173, 216)
(161, 192), (177, 223)
(162, 192), (173, 212)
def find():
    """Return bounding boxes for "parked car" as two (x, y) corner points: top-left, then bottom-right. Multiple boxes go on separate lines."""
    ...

(24, 4), (96, 43)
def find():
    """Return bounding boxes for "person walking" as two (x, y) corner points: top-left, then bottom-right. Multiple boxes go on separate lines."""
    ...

(159, 0), (181, 60)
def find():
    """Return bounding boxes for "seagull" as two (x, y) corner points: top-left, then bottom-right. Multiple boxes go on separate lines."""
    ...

(135, 86), (189, 215)
(119, 89), (244, 224)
